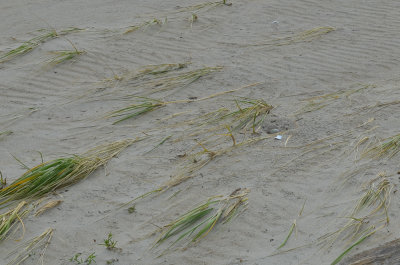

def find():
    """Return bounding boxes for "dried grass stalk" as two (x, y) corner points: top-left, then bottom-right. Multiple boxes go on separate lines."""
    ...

(34, 200), (63, 217)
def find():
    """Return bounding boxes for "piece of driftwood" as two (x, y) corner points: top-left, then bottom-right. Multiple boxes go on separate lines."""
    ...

(341, 238), (400, 265)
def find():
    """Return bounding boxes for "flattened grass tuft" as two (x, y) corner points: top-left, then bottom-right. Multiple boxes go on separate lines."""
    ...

(0, 139), (138, 207)
(154, 188), (249, 251)
(137, 66), (223, 95)
(45, 48), (85, 67)
(124, 18), (165, 34)
(251, 26), (335, 47)
(108, 97), (164, 124)
(0, 28), (82, 63)
(362, 133), (400, 159)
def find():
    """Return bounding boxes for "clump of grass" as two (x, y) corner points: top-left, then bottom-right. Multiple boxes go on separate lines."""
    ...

(182, 97), (273, 136)
(98, 63), (188, 91)
(174, 1), (231, 13)
(100, 232), (117, 250)
(362, 133), (400, 159)
(222, 98), (273, 133)
(70, 252), (96, 265)
(45, 47), (85, 67)
(321, 177), (393, 264)
(0, 201), (31, 242)
(0, 28), (82, 63)
(251, 26), (335, 47)
(6, 228), (53, 265)
(154, 188), (249, 252)
(0, 139), (138, 207)
(136, 66), (223, 95)
(124, 18), (165, 34)
(108, 97), (165, 124)
(107, 81), (257, 125)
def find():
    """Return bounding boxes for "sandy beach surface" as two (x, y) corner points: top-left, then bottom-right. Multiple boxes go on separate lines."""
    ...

(1, 0), (400, 264)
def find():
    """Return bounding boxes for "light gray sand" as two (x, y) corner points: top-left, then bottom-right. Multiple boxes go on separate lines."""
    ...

(1, 0), (400, 264)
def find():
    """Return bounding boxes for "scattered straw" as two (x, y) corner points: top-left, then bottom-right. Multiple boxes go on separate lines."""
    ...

(6, 228), (54, 265)
(362, 133), (400, 159)
(295, 85), (372, 115)
(250, 26), (335, 47)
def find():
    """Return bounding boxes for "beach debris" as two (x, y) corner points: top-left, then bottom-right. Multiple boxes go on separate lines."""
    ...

(154, 188), (249, 252)
(275, 135), (282, 140)
(0, 139), (139, 207)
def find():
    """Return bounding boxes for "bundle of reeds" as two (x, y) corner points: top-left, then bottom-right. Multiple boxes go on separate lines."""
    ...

(154, 188), (249, 250)
(0, 28), (82, 63)
(0, 139), (138, 207)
